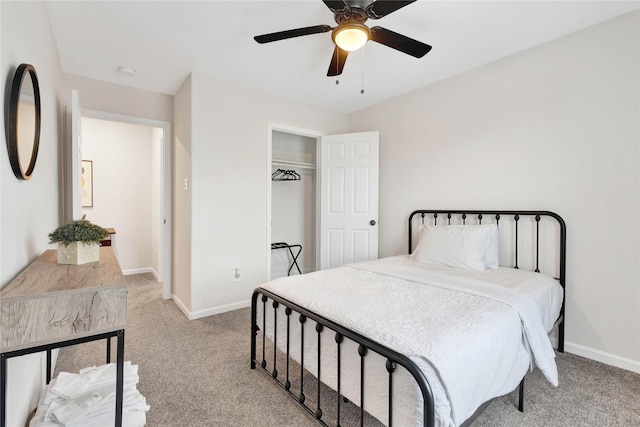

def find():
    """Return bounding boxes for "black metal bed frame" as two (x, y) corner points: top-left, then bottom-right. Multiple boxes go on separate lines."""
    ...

(251, 210), (566, 427)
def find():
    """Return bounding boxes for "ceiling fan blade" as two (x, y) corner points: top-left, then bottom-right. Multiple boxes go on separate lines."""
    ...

(254, 25), (332, 44)
(327, 46), (349, 76)
(322, 0), (349, 13)
(370, 26), (432, 58)
(367, 0), (416, 19)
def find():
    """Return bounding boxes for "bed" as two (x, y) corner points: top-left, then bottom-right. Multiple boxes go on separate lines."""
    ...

(251, 210), (566, 427)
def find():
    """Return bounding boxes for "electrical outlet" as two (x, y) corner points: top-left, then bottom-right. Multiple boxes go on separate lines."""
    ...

(234, 267), (240, 281)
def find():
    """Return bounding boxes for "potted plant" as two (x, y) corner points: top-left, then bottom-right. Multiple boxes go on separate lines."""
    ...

(48, 215), (108, 264)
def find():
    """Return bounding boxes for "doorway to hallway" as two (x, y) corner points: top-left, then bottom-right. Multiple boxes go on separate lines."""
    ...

(78, 110), (172, 299)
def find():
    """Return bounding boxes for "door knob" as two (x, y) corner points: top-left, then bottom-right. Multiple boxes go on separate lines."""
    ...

(370, 220), (376, 226)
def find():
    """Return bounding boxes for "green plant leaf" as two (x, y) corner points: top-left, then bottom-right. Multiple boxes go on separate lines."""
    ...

(48, 215), (108, 246)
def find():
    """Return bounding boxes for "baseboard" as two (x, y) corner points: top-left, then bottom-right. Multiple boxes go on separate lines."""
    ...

(123, 267), (160, 281)
(564, 341), (640, 374)
(188, 300), (251, 320)
(169, 294), (251, 320)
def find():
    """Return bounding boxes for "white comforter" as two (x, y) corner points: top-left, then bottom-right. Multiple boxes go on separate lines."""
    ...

(260, 256), (562, 427)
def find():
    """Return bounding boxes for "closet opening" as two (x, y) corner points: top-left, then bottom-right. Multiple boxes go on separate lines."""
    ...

(267, 123), (323, 281)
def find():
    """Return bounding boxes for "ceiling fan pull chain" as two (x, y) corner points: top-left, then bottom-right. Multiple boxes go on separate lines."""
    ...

(335, 47), (340, 85)
(360, 45), (365, 94)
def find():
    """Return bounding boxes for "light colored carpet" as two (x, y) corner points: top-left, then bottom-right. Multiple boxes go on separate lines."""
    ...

(54, 274), (640, 426)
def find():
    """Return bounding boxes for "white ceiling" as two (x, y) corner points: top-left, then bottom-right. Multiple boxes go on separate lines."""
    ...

(44, 1), (639, 113)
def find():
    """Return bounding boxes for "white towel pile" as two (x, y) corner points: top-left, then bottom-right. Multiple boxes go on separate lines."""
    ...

(29, 361), (150, 427)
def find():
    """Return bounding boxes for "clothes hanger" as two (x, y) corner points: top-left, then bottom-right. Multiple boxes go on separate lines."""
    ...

(272, 168), (301, 181)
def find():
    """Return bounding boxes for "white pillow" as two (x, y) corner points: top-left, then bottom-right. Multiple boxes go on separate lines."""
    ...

(411, 224), (499, 271)
(485, 224), (499, 270)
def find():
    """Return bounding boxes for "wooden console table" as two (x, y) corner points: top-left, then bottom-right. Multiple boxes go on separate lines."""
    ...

(0, 247), (127, 427)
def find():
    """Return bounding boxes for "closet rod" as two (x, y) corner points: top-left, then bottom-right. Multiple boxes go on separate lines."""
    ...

(272, 159), (316, 170)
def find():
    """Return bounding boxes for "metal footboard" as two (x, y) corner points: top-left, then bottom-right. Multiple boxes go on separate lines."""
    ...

(251, 288), (435, 427)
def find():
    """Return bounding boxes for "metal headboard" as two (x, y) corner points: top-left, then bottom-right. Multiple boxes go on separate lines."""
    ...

(408, 209), (567, 352)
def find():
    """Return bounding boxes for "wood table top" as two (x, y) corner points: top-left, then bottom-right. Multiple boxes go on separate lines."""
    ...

(1, 247), (125, 300)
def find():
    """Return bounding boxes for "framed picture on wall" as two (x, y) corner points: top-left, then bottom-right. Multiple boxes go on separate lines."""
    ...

(81, 160), (93, 207)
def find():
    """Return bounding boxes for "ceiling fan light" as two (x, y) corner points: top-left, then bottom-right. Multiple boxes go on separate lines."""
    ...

(332, 24), (370, 52)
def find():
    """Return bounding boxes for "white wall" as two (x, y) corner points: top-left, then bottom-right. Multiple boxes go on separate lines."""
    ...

(0, 2), (63, 425)
(80, 117), (160, 275)
(62, 73), (173, 123)
(178, 73), (348, 318)
(349, 11), (640, 372)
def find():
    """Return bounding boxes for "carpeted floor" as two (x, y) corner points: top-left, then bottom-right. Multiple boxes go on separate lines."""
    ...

(54, 274), (640, 426)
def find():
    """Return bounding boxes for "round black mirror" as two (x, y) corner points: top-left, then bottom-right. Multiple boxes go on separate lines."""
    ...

(6, 63), (41, 180)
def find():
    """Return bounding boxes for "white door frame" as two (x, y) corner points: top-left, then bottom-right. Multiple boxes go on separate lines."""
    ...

(266, 122), (325, 281)
(78, 109), (173, 300)
(67, 90), (82, 221)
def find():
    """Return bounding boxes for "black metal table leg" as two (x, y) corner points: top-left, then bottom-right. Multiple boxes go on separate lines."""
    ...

(1, 353), (6, 427)
(46, 349), (52, 383)
(115, 330), (125, 427)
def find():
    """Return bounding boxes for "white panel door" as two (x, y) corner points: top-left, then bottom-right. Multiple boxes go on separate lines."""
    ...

(319, 131), (379, 269)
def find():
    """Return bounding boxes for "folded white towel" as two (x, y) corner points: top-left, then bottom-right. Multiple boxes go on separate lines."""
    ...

(30, 362), (149, 427)
(28, 413), (60, 427)
(51, 386), (148, 426)
(69, 409), (147, 427)
(41, 407), (147, 427)
(52, 362), (139, 401)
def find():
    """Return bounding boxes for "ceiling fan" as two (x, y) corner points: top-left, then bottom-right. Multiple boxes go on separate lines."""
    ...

(254, 0), (432, 77)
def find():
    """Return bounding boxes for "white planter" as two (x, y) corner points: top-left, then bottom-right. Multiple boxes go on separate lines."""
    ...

(57, 242), (100, 265)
